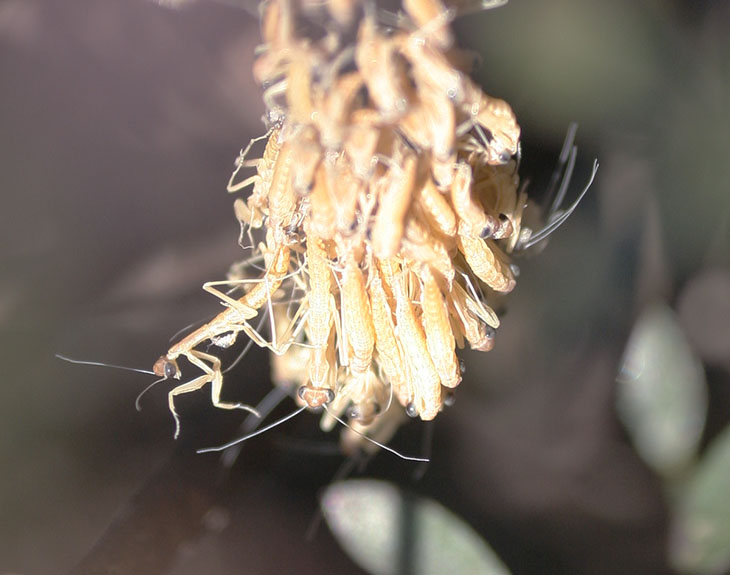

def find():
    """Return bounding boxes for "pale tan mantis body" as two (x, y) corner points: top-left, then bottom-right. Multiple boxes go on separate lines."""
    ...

(393, 269), (442, 420)
(157, 113), (310, 437)
(144, 0), (600, 458)
(153, 243), (292, 438)
(372, 152), (418, 259)
(321, 369), (389, 432)
(343, 109), (383, 180)
(401, 215), (455, 286)
(450, 161), (496, 238)
(337, 243), (375, 376)
(402, 0), (453, 50)
(227, 127), (282, 230)
(447, 279), (498, 351)
(355, 15), (412, 122)
(315, 71), (366, 152)
(414, 176), (457, 237)
(297, 234), (339, 408)
(368, 263), (410, 407)
(420, 266), (461, 388)
(456, 221), (516, 293)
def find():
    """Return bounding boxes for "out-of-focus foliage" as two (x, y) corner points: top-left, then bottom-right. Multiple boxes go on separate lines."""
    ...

(461, 0), (661, 135)
(616, 302), (707, 477)
(677, 268), (730, 369)
(322, 480), (512, 575)
(671, 426), (730, 575)
(654, 9), (730, 280)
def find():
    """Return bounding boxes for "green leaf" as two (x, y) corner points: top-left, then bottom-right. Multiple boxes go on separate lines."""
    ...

(321, 479), (512, 575)
(616, 302), (707, 477)
(671, 426), (730, 574)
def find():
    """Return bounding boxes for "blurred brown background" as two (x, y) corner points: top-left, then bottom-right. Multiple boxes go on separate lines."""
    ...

(1, 0), (729, 573)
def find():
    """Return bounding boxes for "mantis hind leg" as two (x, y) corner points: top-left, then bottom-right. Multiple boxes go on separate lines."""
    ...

(227, 130), (272, 193)
(203, 279), (260, 320)
(168, 349), (260, 438)
(202, 251), (303, 320)
(205, 282), (311, 358)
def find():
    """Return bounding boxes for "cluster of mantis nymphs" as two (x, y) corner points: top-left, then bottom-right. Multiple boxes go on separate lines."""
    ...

(152, 0), (590, 454)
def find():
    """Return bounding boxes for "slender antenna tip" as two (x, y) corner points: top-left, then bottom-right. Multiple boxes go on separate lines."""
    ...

(55, 354), (156, 376)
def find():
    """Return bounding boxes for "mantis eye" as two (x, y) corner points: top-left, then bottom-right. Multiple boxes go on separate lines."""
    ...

(479, 222), (494, 239)
(405, 402), (419, 418)
(164, 361), (177, 379)
(154, 356), (178, 379)
(348, 401), (382, 424)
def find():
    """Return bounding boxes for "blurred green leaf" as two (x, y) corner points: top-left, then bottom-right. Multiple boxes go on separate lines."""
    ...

(321, 479), (512, 575)
(671, 426), (730, 575)
(461, 0), (662, 134)
(616, 302), (707, 477)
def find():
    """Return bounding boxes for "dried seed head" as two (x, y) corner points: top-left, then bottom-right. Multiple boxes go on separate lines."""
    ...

(238, 0), (526, 435)
(188, 0), (587, 453)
